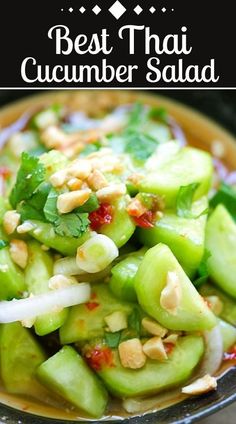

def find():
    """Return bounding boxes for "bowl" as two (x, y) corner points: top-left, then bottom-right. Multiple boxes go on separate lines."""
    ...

(0, 90), (236, 424)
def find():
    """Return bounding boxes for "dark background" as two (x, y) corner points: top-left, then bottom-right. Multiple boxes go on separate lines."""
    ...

(0, 90), (236, 135)
(0, 0), (235, 87)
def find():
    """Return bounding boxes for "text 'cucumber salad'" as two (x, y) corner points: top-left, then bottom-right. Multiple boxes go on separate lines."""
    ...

(0, 99), (236, 419)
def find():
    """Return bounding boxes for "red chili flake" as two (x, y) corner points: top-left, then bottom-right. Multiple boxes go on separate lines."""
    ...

(85, 346), (114, 371)
(85, 302), (100, 311)
(0, 166), (11, 179)
(89, 203), (113, 231)
(165, 343), (175, 355)
(223, 345), (236, 361)
(133, 210), (155, 229)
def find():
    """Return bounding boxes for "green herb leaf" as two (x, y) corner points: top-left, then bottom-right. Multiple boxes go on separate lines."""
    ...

(194, 249), (211, 287)
(149, 107), (167, 123)
(10, 153), (45, 208)
(0, 240), (9, 250)
(210, 182), (236, 220)
(75, 193), (99, 213)
(176, 183), (200, 218)
(125, 132), (158, 162)
(43, 187), (59, 223)
(126, 103), (146, 132)
(55, 213), (89, 238)
(18, 182), (51, 223)
(105, 332), (121, 348)
(128, 308), (142, 337)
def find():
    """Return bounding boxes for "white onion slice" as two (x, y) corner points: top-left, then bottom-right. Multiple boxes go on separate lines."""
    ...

(0, 283), (91, 324)
(122, 397), (159, 414)
(200, 325), (223, 376)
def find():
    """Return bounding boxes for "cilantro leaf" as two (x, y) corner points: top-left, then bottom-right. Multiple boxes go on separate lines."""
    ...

(149, 107), (168, 123)
(126, 103), (146, 132)
(18, 182), (51, 222)
(18, 203), (46, 222)
(43, 187), (58, 223)
(194, 249), (211, 287)
(210, 182), (236, 221)
(176, 183), (200, 218)
(0, 240), (9, 250)
(128, 308), (142, 337)
(10, 152), (45, 208)
(55, 213), (89, 238)
(125, 132), (158, 162)
(105, 332), (121, 348)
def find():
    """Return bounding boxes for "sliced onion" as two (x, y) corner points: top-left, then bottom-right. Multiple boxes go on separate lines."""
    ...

(54, 257), (86, 276)
(168, 116), (187, 147)
(200, 325), (223, 376)
(0, 283), (90, 324)
(0, 112), (31, 149)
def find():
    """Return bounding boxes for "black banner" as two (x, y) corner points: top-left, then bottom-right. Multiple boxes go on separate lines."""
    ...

(0, 0), (234, 87)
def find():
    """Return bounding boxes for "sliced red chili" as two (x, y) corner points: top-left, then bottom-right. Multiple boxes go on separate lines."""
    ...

(164, 343), (175, 355)
(85, 346), (114, 371)
(85, 302), (100, 311)
(0, 166), (11, 179)
(223, 345), (236, 361)
(133, 210), (155, 229)
(89, 203), (113, 231)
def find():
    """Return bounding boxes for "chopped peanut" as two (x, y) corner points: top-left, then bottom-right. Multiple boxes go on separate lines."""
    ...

(57, 189), (91, 214)
(41, 126), (79, 149)
(118, 339), (146, 369)
(67, 178), (83, 191)
(9, 239), (28, 269)
(48, 274), (74, 290)
(50, 169), (68, 187)
(143, 337), (168, 361)
(205, 296), (223, 316)
(104, 311), (128, 333)
(96, 184), (126, 202)
(163, 333), (179, 345)
(3, 210), (20, 235)
(127, 173), (145, 186)
(21, 317), (35, 328)
(17, 222), (35, 234)
(127, 198), (147, 218)
(182, 374), (217, 395)
(87, 169), (108, 191)
(160, 271), (182, 315)
(67, 160), (92, 180)
(142, 317), (168, 338)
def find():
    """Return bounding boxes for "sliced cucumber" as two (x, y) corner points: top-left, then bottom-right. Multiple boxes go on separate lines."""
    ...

(0, 322), (46, 398)
(206, 204), (236, 298)
(138, 144), (213, 207)
(37, 346), (108, 418)
(200, 283), (236, 326)
(134, 244), (216, 331)
(97, 335), (204, 398)
(60, 284), (133, 344)
(137, 197), (208, 277)
(25, 242), (68, 336)
(218, 319), (236, 351)
(99, 197), (135, 248)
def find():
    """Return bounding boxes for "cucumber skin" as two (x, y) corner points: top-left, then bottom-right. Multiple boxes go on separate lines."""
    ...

(28, 220), (91, 256)
(0, 233), (26, 300)
(138, 147), (213, 207)
(134, 244), (216, 331)
(110, 256), (141, 302)
(60, 284), (133, 344)
(99, 197), (136, 248)
(0, 322), (46, 398)
(206, 205), (236, 298)
(98, 335), (204, 398)
(25, 241), (67, 336)
(37, 346), (108, 418)
(137, 198), (208, 278)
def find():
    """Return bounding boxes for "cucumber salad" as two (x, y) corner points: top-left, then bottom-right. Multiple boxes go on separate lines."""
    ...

(0, 100), (236, 419)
